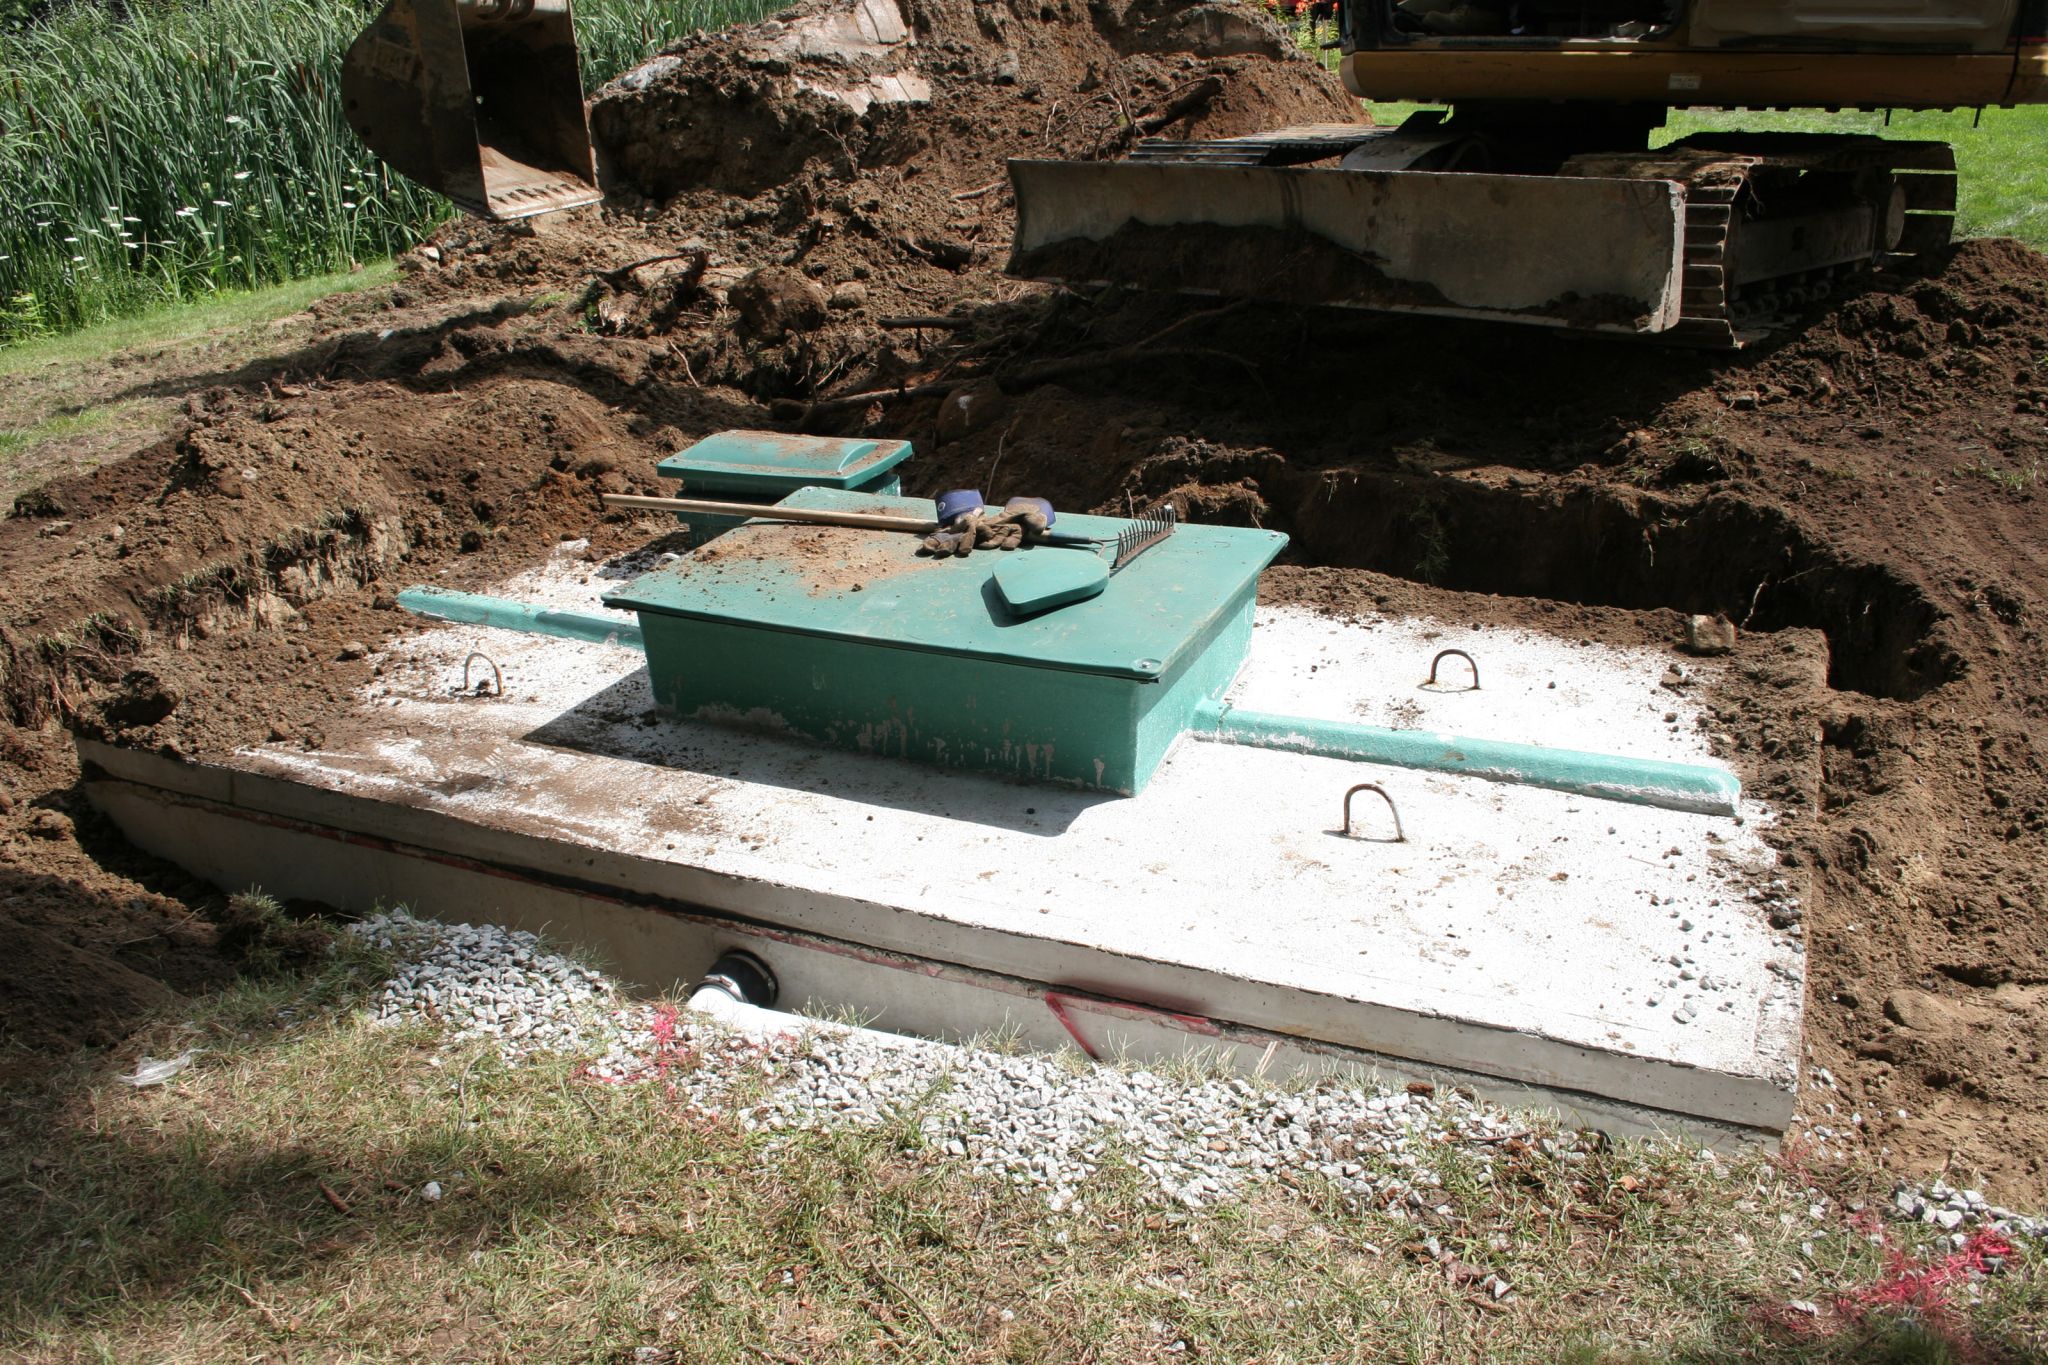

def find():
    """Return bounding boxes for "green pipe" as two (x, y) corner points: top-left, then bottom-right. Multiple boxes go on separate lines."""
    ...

(1191, 699), (1740, 816)
(395, 587), (644, 651)
(393, 585), (1736, 814)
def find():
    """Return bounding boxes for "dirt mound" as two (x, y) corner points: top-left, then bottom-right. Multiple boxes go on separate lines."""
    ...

(590, 0), (1354, 198)
(395, 0), (1358, 399)
(2, 0), (2047, 1199)
(0, 329), (731, 1063)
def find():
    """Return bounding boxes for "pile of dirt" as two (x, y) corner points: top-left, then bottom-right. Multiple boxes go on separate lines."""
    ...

(397, 0), (1356, 398)
(1, 0), (2046, 1198)
(592, 0), (1351, 199)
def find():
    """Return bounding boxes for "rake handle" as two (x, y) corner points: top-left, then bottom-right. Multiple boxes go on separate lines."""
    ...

(602, 493), (938, 532)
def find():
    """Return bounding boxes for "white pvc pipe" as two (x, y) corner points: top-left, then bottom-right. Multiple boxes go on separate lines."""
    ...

(683, 980), (929, 1053)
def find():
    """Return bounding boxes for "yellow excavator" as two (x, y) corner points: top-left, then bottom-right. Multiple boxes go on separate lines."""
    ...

(342, 0), (2046, 345)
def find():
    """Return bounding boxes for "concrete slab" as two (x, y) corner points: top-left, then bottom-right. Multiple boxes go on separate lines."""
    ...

(80, 564), (1808, 1137)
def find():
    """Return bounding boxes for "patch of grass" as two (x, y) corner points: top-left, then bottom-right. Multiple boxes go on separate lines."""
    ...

(6, 948), (2040, 1362)
(1965, 452), (2043, 492)
(0, 261), (393, 380)
(0, 264), (398, 502)
(210, 890), (336, 977)
(0, 405), (127, 461)
(0, 263), (403, 505)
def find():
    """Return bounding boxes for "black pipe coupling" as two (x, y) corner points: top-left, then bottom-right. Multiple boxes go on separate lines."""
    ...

(696, 949), (779, 1008)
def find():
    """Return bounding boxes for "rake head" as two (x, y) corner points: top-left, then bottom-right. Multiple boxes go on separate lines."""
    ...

(1108, 503), (1178, 574)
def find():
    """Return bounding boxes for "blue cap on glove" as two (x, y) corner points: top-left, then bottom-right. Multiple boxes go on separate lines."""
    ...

(1003, 496), (1055, 527)
(934, 488), (984, 523)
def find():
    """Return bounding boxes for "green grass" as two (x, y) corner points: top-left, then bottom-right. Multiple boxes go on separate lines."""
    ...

(0, 0), (783, 348)
(0, 261), (393, 379)
(1965, 450), (2044, 492)
(0, 405), (127, 463)
(1663, 106), (2048, 247)
(2, 936), (2042, 1362)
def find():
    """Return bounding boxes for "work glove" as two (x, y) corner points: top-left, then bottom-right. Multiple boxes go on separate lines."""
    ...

(922, 511), (986, 557)
(920, 497), (1054, 556)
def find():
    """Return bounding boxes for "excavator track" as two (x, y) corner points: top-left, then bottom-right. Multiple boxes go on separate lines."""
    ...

(1565, 136), (1958, 348)
(1011, 129), (1958, 348)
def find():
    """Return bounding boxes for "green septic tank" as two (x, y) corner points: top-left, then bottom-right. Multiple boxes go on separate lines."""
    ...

(655, 430), (914, 548)
(602, 487), (1289, 795)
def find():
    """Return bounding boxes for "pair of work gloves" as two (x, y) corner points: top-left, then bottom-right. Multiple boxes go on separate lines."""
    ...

(922, 495), (1053, 557)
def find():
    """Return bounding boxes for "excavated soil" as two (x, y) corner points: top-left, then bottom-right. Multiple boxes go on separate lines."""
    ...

(3, 0), (2046, 1198)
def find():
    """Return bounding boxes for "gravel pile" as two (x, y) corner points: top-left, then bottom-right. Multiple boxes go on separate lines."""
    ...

(340, 912), (2026, 1253)
(349, 910), (618, 1060)
(592, 1010), (1534, 1212)
(357, 912), (1554, 1216)
(1892, 1180), (2048, 1247)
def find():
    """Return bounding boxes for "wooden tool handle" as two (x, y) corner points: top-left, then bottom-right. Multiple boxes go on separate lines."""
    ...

(602, 492), (937, 533)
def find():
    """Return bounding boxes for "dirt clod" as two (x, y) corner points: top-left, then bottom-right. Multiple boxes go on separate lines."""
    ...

(1684, 614), (1737, 656)
(731, 266), (830, 343)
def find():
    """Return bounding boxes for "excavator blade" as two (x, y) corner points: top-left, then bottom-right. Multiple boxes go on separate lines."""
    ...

(1007, 160), (1687, 334)
(342, 0), (600, 220)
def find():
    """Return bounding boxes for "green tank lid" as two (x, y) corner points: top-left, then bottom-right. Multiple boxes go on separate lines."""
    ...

(655, 430), (914, 498)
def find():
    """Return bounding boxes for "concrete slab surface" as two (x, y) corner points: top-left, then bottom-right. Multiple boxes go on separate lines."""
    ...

(83, 558), (1808, 1133)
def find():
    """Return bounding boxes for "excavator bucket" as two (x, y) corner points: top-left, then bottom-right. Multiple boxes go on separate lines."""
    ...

(342, 0), (600, 220)
(1007, 159), (1687, 335)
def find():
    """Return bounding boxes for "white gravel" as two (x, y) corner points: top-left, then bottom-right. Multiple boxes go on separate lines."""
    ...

(1891, 1180), (2048, 1249)
(349, 910), (1551, 1215)
(348, 910), (618, 1059)
(344, 910), (2040, 1251)
(586, 1010), (1536, 1214)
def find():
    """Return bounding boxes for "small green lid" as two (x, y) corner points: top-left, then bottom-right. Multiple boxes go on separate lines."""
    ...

(655, 430), (914, 498)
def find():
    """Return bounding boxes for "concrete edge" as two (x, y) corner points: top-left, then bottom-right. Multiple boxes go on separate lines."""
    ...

(79, 739), (1795, 1133)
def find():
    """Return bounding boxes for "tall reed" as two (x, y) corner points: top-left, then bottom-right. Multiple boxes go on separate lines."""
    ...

(0, 0), (780, 344)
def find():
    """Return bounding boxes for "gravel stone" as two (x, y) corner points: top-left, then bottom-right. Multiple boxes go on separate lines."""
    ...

(348, 910), (618, 1062)
(353, 912), (1686, 1225)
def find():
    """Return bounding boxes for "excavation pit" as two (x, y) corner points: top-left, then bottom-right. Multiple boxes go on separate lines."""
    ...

(1271, 470), (1963, 701)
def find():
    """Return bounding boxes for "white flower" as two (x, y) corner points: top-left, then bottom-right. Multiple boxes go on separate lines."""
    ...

(62, 236), (78, 243)
(33, 220), (51, 227)
(342, 201), (357, 209)
(123, 215), (141, 223)
(71, 255), (85, 263)
(211, 199), (231, 207)
(233, 171), (252, 181)
(225, 114), (245, 125)
(176, 206), (199, 217)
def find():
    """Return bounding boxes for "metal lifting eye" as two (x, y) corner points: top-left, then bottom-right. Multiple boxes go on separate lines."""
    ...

(1425, 648), (1480, 691)
(462, 651), (503, 696)
(1340, 783), (1405, 842)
